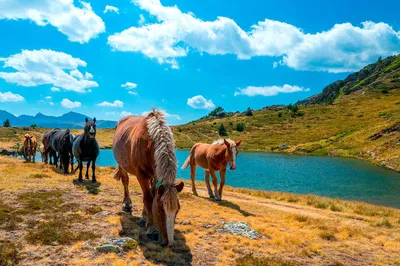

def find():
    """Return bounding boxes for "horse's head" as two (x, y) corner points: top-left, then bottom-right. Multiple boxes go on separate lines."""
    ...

(24, 134), (33, 148)
(84, 117), (97, 140)
(152, 181), (184, 247)
(224, 139), (241, 170)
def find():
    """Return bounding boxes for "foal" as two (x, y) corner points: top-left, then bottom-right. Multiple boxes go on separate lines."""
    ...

(182, 139), (241, 201)
(23, 134), (37, 162)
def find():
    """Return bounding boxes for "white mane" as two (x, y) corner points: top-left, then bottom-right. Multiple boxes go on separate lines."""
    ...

(211, 138), (236, 146)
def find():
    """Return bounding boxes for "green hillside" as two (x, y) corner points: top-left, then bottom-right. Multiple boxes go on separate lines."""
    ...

(173, 55), (400, 171)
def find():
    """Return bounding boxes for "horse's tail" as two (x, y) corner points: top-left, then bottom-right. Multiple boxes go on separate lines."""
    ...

(181, 155), (190, 169)
(146, 108), (177, 185)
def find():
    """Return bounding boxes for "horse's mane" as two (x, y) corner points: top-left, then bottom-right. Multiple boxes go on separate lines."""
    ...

(212, 138), (235, 146)
(145, 108), (177, 186)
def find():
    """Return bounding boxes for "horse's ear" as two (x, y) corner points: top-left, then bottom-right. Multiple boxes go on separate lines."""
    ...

(85, 117), (88, 122)
(176, 182), (184, 193)
(224, 139), (230, 148)
(236, 140), (241, 147)
(93, 117), (96, 123)
(158, 184), (165, 196)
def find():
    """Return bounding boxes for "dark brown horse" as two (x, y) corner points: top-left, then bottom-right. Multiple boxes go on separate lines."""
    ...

(182, 139), (241, 201)
(23, 134), (37, 162)
(112, 109), (184, 247)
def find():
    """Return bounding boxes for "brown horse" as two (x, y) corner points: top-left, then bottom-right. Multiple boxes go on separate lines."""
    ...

(23, 134), (37, 162)
(112, 109), (184, 247)
(182, 139), (241, 201)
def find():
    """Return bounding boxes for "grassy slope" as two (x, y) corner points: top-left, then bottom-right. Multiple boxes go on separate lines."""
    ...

(1, 157), (400, 265)
(173, 90), (400, 172)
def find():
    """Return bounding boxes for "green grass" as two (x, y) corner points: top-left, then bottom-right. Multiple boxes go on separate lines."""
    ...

(18, 191), (64, 211)
(0, 241), (20, 266)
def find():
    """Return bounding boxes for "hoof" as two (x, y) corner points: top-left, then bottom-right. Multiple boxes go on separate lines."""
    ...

(193, 192), (199, 196)
(146, 227), (159, 241)
(85, 176), (89, 180)
(78, 178), (83, 183)
(215, 198), (222, 202)
(92, 179), (97, 183)
(209, 194), (215, 199)
(138, 216), (147, 227)
(122, 203), (132, 213)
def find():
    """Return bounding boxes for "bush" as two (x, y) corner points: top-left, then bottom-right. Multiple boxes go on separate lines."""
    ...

(236, 123), (245, 132)
(178, 128), (182, 132)
(209, 106), (225, 118)
(31, 124), (37, 129)
(245, 107), (253, 116)
(382, 89), (389, 94)
(3, 119), (10, 127)
(218, 124), (228, 136)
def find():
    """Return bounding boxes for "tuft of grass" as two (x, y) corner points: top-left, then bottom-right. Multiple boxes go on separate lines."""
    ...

(287, 196), (298, 203)
(353, 204), (393, 217)
(319, 231), (337, 241)
(236, 254), (296, 266)
(18, 191), (64, 211)
(122, 240), (139, 251)
(26, 214), (98, 245)
(0, 201), (22, 230)
(85, 205), (103, 215)
(376, 218), (393, 228)
(315, 202), (329, 209)
(330, 204), (343, 212)
(29, 173), (51, 179)
(0, 241), (20, 266)
(294, 215), (308, 222)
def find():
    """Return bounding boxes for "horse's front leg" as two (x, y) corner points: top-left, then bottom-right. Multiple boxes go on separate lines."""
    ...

(209, 169), (221, 201)
(32, 149), (36, 163)
(205, 171), (214, 198)
(218, 168), (226, 199)
(78, 160), (83, 182)
(114, 166), (132, 212)
(85, 161), (91, 179)
(91, 159), (97, 183)
(137, 173), (154, 232)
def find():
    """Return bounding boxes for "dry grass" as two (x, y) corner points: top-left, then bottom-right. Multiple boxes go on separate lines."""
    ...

(0, 156), (400, 265)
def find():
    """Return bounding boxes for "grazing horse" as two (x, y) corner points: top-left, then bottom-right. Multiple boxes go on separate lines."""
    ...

(50, 129), (73, 174)
(72, 118), (99, 183)
(23, 134), (37, 162)
(182, 138), (241, 201)
(112, 109), (184, 247)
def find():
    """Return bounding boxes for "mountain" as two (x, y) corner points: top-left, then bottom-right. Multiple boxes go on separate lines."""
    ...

(300, 55), (400, 105)
(0, 111), (117, 129)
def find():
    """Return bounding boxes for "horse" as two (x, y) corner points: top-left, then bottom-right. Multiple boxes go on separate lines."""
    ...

(50, 129), (73, 174)
(112, 109), (184, 247)
(39, 144), (46, 162)
(23, 134), (37, 162)
(42, 129), (59, 165)
(181, 138), (241, 201)
(72, 118), (99, 183)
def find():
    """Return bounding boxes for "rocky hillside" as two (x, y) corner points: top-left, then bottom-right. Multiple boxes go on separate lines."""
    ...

(300, 55), (400, 104)
(173, 55), (400, 171)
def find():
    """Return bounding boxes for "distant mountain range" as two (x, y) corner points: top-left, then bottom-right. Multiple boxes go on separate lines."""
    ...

(0, 111), (117, 128)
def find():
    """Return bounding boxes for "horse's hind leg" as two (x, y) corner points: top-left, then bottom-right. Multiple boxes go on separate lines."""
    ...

(85, 161), (91, 179)
(210, 169), (221, 201)
(78, 159), (83, 182)
(190, 165), (198, 196)
(113, 166), (132, 212)
(205, 171), (214, 198)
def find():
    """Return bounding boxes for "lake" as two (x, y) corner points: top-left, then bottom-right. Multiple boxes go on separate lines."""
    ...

(35, 150), (400, 208)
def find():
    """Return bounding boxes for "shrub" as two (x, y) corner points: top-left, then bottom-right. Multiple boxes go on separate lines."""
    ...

(178, 128), (182, 132)
(236, 123), (245, 132)
(245, 107), (253, 116)
(382, 89), (389, 94)
(0, 241), (20, 266)
(278, 112), (283, 118)
(236, 254), (295, 266)
(218, 124), (228, 136)
(209, 106), (225, 118)
(31, 124), (37, 129)
(3, 119), (10, 127)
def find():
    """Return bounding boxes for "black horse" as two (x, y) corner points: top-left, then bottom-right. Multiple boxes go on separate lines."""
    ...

(50, 129), (73, 174)
(72, 117), (99, 183)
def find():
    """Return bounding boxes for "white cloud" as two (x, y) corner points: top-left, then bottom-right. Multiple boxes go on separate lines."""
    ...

(121, 82), (138, 89)
(51, 87), (61, 92)
(45, 96), (52, 99)
(138, 14), (146, 25)
(128, 91), (138, 96)
(0, 49), (98, 93)
(0, 91), (24, 102)
(0, 0), (105, 43)
(104, 5), (119, 14)
(97, 100), (124, 107)
(187, 95), (216, 110)
(61, 98), (81, 108)
(108, 0), (400, 72)
(84, 72), (93, 79)
(120, 111), (133, 117)
(234, 85), (309, 97)
(106, 111), (133, 117)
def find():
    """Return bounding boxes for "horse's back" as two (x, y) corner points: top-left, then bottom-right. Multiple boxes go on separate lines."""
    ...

(113, 115), (154, 176)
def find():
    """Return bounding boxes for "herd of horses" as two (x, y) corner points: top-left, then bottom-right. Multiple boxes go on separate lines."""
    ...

(18, 109), (241, 247)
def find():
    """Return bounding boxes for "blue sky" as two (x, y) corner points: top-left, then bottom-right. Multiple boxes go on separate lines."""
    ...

(0, 0), (399, 125)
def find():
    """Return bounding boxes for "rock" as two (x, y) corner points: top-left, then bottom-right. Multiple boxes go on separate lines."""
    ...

(94, 211), (110, 217)
(95, 244), (120, 253)
(109, 237), (135, 247)
(222, 222), (259, 239)
(278, 144), (288, 149)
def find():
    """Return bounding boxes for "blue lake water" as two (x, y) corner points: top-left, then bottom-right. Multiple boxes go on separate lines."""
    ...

(35, 150), (400, 208)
